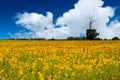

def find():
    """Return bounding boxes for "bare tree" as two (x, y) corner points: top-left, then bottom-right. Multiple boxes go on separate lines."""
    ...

(86, 15), (97, 29)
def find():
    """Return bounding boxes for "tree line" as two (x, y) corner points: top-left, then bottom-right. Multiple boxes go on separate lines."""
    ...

(8, 36), (119, 40)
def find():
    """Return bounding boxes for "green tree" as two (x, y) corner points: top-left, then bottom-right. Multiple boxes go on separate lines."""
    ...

(85, 16), (99, 40)
(86, 29), (99, 40)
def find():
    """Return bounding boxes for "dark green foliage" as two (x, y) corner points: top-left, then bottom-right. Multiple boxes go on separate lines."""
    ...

(16, 38), (29, 40)
(67, 37), (87, 40)
(112, 37), (119, 40)
(48, 38), (55, 40)
(31, 38), (46, 40)
(67, 37), (81, 40)
(95, 38), (102, 40)
(86, 29), (99, 40)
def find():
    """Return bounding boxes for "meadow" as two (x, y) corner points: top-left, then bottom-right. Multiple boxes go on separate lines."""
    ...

(0, 40), (120, 80)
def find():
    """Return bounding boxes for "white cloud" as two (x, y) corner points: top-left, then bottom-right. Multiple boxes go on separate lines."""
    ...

(12, 12), (69, 39)
(56, 0), (115, 39)
(108, 19), (120, 37)
(16, 12), (54, 32)
(11, 0), (120, 39)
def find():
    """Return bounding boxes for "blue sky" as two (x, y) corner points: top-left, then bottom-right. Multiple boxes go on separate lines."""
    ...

(0, 0), (120, 39)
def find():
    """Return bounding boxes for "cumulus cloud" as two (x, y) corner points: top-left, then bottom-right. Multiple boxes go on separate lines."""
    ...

(12, 12), (69, 39)
(108, 19), (120, 37)
(56, 0), (115, 39)
(11, 0), (120, 39)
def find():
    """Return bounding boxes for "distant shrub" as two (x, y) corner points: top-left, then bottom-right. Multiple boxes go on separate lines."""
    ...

(112, 37), (119, 40)
(31, 38), (46, 40)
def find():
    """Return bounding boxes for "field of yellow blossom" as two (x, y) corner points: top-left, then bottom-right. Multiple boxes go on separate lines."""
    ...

(0, 40), (120, 80)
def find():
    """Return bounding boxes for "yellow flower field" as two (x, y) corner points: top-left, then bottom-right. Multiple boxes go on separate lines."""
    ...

(0, 40), (120, 80)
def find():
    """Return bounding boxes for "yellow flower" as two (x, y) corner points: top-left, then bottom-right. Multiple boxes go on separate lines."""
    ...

(32, 62), (36, 68)
(65, 73), (68, 77)
(18, 69), (24, 75)
(32, 71), (35, 75)
(0, 54), (4, 62)
(47, 75), (52, 80)
(38, 71), (44, 80)
(72, 72), (76, 76)
(2, 77), (6, 80)
(0, 69), (4, 74)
